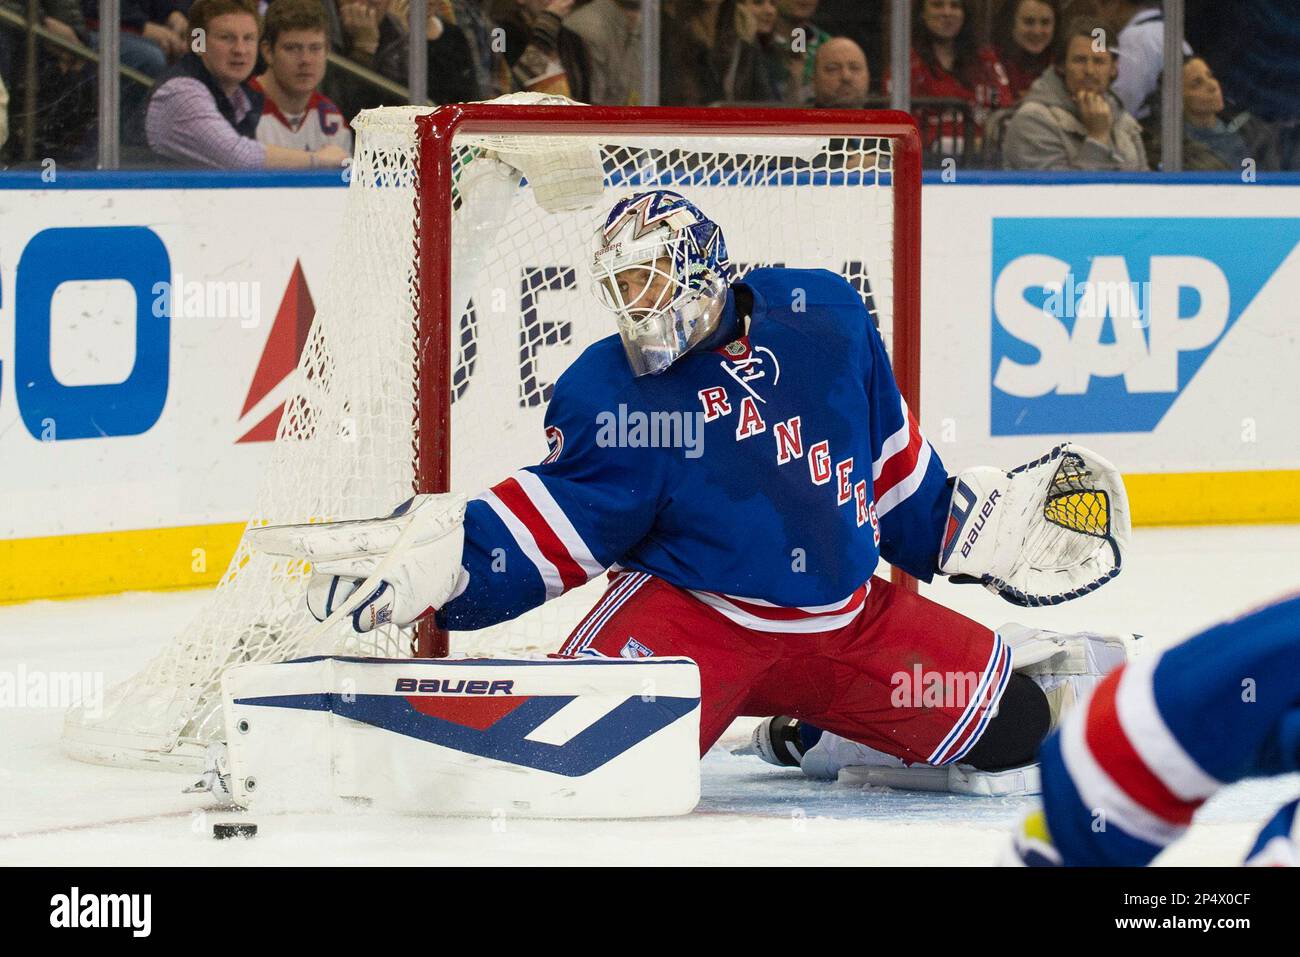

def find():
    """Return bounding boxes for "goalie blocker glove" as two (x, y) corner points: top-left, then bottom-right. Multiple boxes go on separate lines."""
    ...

(938, 443), (1130, 606)
(249, 493), (468, 632)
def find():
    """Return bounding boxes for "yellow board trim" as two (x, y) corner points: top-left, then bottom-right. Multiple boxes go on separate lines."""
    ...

(0, 522), (246, 604)
(1, 469), (1298, 604)
(1124, 470), (1300, 526)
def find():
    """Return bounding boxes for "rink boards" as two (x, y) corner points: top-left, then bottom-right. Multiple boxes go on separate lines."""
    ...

(0, 170), (1298, 601)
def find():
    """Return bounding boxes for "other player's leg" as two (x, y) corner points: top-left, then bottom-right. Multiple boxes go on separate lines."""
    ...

(1007, 592), (1300, 866)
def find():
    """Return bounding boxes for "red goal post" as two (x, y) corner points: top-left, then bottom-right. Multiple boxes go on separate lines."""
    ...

(411, 105), (924, 659)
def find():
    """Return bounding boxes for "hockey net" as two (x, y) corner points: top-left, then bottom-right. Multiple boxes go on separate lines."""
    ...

(63, 100), (921, 769)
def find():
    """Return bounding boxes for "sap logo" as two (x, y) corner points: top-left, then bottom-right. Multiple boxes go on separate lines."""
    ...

(393, 677), (515, 695)
(995, 256), (1227, 397)
(990, 218), (1299, 434)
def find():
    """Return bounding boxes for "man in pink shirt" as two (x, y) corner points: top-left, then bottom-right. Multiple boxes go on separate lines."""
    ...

(146, 0), (349, 170)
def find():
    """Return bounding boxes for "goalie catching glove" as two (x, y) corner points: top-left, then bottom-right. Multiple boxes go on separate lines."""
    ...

(248, 493), (468, 632)
(939, 443), (1130, 606)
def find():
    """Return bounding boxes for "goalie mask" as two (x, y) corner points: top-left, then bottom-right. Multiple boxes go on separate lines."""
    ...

(590, 190), (733, 376)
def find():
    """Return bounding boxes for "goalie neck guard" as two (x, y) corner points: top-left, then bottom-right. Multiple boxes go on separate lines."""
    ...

(589, 190), (733, 376)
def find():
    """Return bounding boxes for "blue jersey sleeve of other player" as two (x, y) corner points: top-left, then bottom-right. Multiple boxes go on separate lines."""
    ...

(1036, 592), (1300, 866)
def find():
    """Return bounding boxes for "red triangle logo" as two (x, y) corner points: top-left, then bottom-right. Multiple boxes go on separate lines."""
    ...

(405, 695), (532, 731)
(236, 262), (315, 442)
(235, 402), (286, 444)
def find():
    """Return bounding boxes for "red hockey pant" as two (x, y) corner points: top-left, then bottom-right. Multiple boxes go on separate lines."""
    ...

(557, 573), (1010, 764)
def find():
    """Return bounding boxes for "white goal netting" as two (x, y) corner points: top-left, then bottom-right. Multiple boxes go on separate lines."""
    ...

(63, 103), (901, 769)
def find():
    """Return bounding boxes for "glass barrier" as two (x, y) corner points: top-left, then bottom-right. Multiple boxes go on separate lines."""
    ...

(0, 1), (1295, 175)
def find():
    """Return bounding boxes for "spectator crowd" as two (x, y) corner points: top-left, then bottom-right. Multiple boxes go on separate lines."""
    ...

(0, 0), (1296, 171)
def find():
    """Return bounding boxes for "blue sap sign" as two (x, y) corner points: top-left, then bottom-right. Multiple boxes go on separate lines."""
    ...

(6, 226), (171, 441)
(990, 217), (1298, 435)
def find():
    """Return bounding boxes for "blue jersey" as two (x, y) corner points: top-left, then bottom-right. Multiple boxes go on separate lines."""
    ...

(437, 268), (950, 634)
(1036, 592), (1300, 867)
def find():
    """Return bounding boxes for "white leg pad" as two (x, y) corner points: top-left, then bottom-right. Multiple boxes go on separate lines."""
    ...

(838, 762), (1042, 797)
(802, 734), (1041, 796)
(221, 656), (701, 818)
(1000, 623), (1135, 725)
(1000, 623), (1133, 675)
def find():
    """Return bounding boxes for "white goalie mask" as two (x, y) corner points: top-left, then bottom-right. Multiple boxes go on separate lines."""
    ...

(589, 190), (733, 376)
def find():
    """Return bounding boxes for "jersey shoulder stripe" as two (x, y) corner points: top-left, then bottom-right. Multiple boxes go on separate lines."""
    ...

(1087, 667), (1202, 826)
(480, 472), (604, 598)
(1116, 656), (1222, 800)
(1058, 669), (1191, 847)
(872, 396), (931, 518)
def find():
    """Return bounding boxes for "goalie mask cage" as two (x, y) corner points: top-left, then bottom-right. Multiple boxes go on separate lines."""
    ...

(63, 104), (922, 769)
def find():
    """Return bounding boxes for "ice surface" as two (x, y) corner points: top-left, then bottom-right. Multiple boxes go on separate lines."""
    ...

(2, 524), (1297, 866)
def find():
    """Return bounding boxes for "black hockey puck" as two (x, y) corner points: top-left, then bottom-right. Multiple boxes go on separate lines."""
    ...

(213, 822), (258, 840)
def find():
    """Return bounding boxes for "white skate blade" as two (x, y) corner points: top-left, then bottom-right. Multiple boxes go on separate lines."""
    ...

(838, 762), (1041, 797)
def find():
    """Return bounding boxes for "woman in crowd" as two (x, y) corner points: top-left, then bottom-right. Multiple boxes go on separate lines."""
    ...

(491, 0), (591, 101)
(737, 0), (785, 102)
(388, 0), (479, 104)
(661, 0), (772, 106)
(904, 0), (1011, 155)
(991, 0), (1058, 105)
(1144, 56), (1281, 172)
